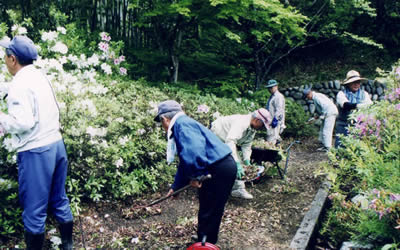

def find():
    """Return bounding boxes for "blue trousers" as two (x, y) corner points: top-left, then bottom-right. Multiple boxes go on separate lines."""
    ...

(18, 140), (73, 234)
(334, 120), (349, 148)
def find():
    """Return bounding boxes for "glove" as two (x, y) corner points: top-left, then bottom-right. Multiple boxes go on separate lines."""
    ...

(244, 159), (251, 166)
(236, 162), (244, 179)
(271, 116), (279, 128)
(343, 102), (357, 111)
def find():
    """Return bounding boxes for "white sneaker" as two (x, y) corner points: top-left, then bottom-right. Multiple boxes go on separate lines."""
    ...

(317, 146), (329, 152)
(231, 188), (253, 199)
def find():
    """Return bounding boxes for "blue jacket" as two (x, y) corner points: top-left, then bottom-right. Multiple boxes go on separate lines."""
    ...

(171, 115), (232, 190)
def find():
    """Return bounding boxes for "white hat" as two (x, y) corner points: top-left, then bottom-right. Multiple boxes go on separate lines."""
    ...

(255, 108), (272, 130)
(342, 70), (366, 85)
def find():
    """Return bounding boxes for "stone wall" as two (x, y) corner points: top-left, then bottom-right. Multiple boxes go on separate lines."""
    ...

(281, 80), (386, 115)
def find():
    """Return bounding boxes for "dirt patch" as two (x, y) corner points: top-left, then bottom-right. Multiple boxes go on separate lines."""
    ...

(70, 137), (328, 249)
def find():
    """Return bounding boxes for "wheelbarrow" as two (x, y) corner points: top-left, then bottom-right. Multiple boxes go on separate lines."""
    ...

(247, 140), (301, 183)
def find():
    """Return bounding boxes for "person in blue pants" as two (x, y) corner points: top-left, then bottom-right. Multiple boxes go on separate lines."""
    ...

(0, 36), (73, 249)
(154, 100), (236, 245)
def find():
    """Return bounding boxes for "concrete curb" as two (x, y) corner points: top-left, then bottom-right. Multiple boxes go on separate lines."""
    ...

(290, 181), (331, 250)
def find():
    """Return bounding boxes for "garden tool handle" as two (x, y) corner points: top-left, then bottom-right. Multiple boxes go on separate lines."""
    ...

(146, 174), (212, 207)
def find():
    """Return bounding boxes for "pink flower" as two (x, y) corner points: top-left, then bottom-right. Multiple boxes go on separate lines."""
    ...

(395, 104), (400, 111)
(390, 193), (400, 201)
(98, 42), (109, 53)
(197, 104), (209, 113)
(114, 58), (121, 65)
(100, 32), (111, 42)
(119, 55), (125, 62)
(119, 67), (127, 75)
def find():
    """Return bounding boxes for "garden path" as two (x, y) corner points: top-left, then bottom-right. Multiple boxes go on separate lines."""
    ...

(73, 137), (328, 249)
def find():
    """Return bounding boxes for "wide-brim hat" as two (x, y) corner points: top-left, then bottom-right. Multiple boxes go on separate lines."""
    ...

(342, 70), (366, 85)
(154, 100), (183, 122)
(255, 108), (272, 130)
(266, 79), (278, 88)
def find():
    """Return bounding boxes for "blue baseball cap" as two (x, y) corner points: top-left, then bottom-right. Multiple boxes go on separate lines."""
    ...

(266, 79), (278, 88)
(303, 87), (312, 97)
(0, 36), (38, 62)
(154, 100), (183, 122)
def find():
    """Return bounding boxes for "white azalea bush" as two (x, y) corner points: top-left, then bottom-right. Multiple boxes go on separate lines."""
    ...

(0, 23), (252, 239)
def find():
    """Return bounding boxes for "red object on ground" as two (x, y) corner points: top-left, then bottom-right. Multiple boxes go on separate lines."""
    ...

(186, 242), (220, 250)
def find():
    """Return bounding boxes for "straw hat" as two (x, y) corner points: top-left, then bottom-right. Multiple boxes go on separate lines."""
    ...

(342, 70), (366, 85)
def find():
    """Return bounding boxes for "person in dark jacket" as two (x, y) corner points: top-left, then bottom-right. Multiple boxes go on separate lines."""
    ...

(154, 100), (236, 245)
(335, 70), (372, 148)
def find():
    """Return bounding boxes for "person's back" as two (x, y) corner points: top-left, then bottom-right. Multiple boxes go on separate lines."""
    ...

(211, 114), (253, 146)
(313, 92), (338, 117)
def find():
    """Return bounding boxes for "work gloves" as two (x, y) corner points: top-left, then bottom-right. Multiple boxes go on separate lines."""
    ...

(236, 160), (251, 179)
(236, 162), (244, 179)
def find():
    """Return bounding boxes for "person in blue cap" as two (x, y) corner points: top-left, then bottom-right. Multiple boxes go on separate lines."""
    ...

(154, 100), (236, 245)
(265, 79), (286, 145)
(303, 88), (338, 152)
(0, 36), (73, 249)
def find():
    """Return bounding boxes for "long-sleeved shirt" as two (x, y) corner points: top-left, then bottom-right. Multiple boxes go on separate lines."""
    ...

(211, 114), (255, 163)
(171, 115), (232, 190)
(0, 65), (62, 152)
(266, 90), (285, 127)
(312, 92), (338, 117)
(336, 88), (372, 122)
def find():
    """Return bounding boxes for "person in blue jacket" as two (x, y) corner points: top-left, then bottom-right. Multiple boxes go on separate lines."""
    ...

(154, 100), (237, 245)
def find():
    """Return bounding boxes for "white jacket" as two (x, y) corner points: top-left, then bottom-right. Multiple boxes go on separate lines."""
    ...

(312, 92), (338, 117)
(0, 65), (62, 152)
(211, 114), (255, 163)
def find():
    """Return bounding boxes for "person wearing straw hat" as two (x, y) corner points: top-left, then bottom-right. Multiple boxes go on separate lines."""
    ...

(303, 88), (338, 152)
(265, 79), (286, 145)
(335, 70), (372, 148)
(211, 108), (272, 199)
(154, 100), (236, 245)
(0, 36), (73, 249)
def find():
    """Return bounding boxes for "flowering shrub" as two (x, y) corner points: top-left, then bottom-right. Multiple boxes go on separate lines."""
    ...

(0, 22), (254, 240)
(320, 60), (400, 248)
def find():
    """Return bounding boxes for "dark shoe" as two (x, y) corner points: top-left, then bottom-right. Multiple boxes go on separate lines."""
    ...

(59, 221), (73, 250)
(25, 231), (44, 250)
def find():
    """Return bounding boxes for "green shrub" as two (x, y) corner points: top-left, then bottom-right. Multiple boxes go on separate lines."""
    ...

(319, 60), (400, 248)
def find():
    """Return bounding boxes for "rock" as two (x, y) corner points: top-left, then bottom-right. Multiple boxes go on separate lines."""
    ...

(376, 86), (383, 95)
(298, 100), (306, 105)
(340, 241), (373, 250)
(365, 85), (371, 94)
(303, 105), (308, 112)
(293, 92), (303, 100)
(284, 91), (290, 96)
(309, 104), (316, 114)
(287, 97), (295, 103)
(323, 82), (329, 89)
(372, 94), (378, 101)
(334, 80), (341, 89)
(328, 81), (334, 89)
(314, 83), (322, 89)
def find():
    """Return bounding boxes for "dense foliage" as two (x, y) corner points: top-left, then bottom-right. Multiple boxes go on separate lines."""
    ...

(319, 63), (400, 249)
(0, 0), (398, 91)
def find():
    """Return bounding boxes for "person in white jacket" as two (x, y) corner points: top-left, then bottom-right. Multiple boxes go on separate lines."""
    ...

(303, 88), (338, 152)
(335, 70), (373, 148)
(211, 108), (272, 199)
(265, 80), (286, 145)
(0, 36), (73, 249)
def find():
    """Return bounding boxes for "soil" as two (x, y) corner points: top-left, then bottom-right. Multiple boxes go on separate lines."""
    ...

(69, 137), (329, 249)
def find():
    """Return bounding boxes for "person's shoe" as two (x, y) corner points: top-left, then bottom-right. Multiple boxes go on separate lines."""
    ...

(231, 188), (253, 199)
(317, 146), (329, 152)
(24, 231), (44, 250)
